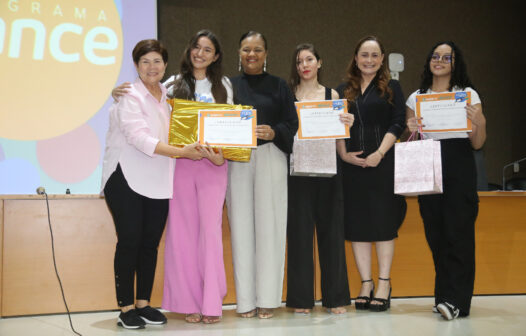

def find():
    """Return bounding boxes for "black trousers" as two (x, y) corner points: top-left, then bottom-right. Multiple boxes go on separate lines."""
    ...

(418, 138), (478, 315)
(286, 172), (351, 308)
(104, 165), (168, 307)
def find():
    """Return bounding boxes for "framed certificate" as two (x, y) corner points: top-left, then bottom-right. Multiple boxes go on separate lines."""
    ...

(295, 99), (350, 140)
(416, 91), (472, 132)
(198, 109), (257, 147)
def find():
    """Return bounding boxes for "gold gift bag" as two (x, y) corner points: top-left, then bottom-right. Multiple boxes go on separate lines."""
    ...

(168, 98), (253, 162)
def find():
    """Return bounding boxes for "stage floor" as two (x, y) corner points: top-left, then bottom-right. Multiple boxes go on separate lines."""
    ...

(1, 295), (525, 336)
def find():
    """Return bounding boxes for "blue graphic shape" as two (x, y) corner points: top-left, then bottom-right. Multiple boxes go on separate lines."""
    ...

(333, 100), (344, 110)
(0, 158), (41, 194)
(0, 138), (38, 164)
(115, 0), (123, 18)
(0, 143), (4, 161)
(195, 93), (214, 103)
(241, 110), (254, 120)
(38, 165), (103, 195)
(455, 92), (467, 102)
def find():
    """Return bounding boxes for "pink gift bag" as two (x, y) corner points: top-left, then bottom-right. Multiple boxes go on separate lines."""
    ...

(290, 137), (337, 177)
(394, 135), (443, 196)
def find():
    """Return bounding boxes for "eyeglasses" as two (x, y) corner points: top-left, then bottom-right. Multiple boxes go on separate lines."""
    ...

(431, 54), (453, 63)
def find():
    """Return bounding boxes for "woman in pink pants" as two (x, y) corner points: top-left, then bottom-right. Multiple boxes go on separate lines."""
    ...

(162, 30), (233, 324)
(112, 30), (232, 324)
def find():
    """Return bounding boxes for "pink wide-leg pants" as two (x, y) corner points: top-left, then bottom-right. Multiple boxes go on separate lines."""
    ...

(162, 158), (227, 316)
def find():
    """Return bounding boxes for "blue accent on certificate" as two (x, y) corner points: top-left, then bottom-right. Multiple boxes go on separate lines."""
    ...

(332, 100), (344, 110)
(240, 109), (254, 120)
(455, 92), (468, 102)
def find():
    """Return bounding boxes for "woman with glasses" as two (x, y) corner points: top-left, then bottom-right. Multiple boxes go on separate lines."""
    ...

(336, 36), (407, 312)
(406, 41), (486, 321)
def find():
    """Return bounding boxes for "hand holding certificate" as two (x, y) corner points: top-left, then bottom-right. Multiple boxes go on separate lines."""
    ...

(198, 109), (258, 147)
(168, 98), (254, 161)
(295, 99), (350, 140)
(416, 91), (472, 132)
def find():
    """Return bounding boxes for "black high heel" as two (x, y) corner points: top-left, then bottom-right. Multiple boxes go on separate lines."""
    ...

(354, 279), (374, 310)
(370, 277), (391, 312)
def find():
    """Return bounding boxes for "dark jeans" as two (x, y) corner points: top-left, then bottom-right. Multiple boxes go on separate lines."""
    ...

(104, 165), (168, 307)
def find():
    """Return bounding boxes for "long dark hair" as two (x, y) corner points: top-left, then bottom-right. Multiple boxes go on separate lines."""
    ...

(418, 41), (474, 93)
(289, 43), (322, 93)
(169, 29), (227, 103)
(343, 36), (392, 103)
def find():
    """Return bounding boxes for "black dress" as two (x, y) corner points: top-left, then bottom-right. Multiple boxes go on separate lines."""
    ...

(336, 79), (407, 242)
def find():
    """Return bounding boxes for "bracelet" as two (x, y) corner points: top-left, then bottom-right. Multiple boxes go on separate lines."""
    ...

(377, 149), (385, 158)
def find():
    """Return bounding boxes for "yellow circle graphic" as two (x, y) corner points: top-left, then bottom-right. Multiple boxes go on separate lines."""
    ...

(0, 0), (123, 140)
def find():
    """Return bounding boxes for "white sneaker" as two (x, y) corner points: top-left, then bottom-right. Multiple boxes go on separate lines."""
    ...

(437, 302), (459, 321)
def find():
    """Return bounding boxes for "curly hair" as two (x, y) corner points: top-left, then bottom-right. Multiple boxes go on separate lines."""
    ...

(418, 41), (475, 93)
(343, 36), (392, 104)
(288, 43), (323, 93)
(168, 30), (227, 103)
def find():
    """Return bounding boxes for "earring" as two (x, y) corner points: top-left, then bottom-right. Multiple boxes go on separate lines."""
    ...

(264, 59), (267, 72)
(238, 57), (242, 72)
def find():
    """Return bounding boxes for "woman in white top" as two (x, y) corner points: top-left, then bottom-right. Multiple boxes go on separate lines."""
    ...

(114, 30), (233, 324)
(406, 41), (486, 321)
(162, 30), (233, 324)
(102, 39), (202, 329)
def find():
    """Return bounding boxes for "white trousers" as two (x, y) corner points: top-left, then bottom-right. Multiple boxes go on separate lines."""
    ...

(226, 143), (288, 313)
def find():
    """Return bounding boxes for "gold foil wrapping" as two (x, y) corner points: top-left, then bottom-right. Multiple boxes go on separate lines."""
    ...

(168, 98), (253, 162)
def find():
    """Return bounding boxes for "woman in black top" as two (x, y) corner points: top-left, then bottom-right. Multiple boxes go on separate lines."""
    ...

(336, 36), (406, 311)
(286, 43), (353, 314)
(226, 31), (298, 319)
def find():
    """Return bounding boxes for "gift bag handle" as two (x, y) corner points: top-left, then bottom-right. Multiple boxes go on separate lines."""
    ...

(407, 125), (425, 142)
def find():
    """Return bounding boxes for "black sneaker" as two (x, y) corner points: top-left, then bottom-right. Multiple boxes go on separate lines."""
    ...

(437, 302), (459, 320)
(117, 309), (146, 329)
(136, 306), (167, 325)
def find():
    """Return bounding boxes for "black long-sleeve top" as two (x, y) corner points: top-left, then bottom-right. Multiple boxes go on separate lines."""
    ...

(230, 72), (298, 154)
(337, 79), (405, 157)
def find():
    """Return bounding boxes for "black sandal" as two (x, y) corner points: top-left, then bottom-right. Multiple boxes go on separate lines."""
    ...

(355, 279), (374, 310)
(370, 277), (392, 312)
